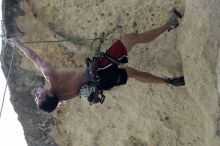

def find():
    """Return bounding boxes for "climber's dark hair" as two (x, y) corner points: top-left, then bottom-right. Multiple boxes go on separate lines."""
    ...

(38, 94), (59, 113)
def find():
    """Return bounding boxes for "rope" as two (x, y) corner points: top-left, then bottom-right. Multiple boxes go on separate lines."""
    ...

(21, 39), (73, 44)
(21, 36), (105, 56)
(21, 37), (105, 56)
(0, 47), (15, 118)
(21, 38), (101, 44)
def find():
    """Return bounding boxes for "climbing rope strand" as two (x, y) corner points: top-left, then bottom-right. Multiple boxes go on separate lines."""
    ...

(0, 34), (103, 44)
(0, 47), (15, 118)
(21, 37), (102, 44)
(21, 39), (72, 44)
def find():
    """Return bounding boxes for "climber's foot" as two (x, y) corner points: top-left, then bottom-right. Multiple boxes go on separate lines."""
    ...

(168, 8), (182, 31)
(166, 76), (185, 86)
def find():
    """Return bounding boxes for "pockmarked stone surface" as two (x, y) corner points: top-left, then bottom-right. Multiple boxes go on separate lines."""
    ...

(1, 0), (220, 146)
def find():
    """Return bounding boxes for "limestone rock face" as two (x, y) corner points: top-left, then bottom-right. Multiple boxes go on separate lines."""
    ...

(1, 0), (220, 146)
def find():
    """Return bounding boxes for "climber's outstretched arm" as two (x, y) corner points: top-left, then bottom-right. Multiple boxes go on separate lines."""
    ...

(8, 38), (56, 77)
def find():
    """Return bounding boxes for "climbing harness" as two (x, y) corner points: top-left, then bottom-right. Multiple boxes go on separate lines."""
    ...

(79, 47), (123, 105)
(79, 33), (106, 105)
(79, 83), (105, 105)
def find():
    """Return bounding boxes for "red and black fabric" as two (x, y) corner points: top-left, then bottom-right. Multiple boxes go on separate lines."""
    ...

(95, 40), (128, 90)
(97, 40), (128, 71)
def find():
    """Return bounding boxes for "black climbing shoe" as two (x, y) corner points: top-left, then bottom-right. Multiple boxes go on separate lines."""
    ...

(168, 8), (183, 31)
(167, 76), (185, 86)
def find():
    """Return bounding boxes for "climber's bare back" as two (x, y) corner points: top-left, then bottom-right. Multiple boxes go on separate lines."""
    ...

(48, 67), (86, 101)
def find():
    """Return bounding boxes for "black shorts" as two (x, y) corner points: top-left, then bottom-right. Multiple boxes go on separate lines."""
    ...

(96, 40), (128, 90)
(97, 64), (128, 90)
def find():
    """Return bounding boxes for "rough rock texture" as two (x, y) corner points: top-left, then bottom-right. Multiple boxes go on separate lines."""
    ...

(1, 0), (220, 146)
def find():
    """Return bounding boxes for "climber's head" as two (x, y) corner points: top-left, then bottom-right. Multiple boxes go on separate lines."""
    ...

(35, 87), (59, 112)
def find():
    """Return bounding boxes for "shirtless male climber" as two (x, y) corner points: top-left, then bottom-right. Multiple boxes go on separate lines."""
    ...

(8, 9), (185, 113)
